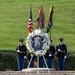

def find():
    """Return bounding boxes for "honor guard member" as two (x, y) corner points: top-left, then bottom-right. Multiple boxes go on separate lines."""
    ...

(46, 40), (55, 68)
(56, 38), (67, 71)
(16, 39), (27, 71)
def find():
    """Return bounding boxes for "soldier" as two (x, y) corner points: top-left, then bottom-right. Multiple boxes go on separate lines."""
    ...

(46, 40), (55, 68)
(16, 39), (27, 71)
(56, 38), (67, 71)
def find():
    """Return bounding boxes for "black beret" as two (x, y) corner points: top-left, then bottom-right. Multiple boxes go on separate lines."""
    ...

(59, 38), (63, 41)
(19, 39), (24, 42)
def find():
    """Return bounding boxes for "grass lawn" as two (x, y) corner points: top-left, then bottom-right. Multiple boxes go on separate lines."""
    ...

(0, 0), (75, 51)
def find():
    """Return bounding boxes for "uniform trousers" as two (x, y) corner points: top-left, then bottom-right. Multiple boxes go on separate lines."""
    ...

(58, 57), (64, 71)
(39, 57), (44, 68)
(47, 58), (53, 68)
(17, 55), (24, 71)
(28, 57), (34, 68)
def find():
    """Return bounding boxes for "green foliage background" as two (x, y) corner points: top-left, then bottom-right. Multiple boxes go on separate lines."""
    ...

(0, 0), (75, 51)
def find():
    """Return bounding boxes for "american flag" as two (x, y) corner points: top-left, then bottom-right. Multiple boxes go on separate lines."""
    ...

(28, 5), (33, 33)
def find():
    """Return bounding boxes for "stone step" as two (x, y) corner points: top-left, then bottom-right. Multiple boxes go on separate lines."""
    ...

(0, 71), (75, 75)
(22, 68), (55, 73)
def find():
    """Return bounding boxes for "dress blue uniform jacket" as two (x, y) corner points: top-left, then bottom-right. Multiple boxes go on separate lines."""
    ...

(56, 44), (67, 58)
(16, 45), (27, 57)
(46, 45), (55, 59)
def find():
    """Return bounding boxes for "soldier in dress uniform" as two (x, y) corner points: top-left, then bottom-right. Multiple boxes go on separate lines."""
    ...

(16, 39), (27, 71)
(46, 40), (55, 68)
(56, 38), (67, 71)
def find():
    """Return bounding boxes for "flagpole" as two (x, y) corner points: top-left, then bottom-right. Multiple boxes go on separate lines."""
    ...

(50, 28), (51, 40)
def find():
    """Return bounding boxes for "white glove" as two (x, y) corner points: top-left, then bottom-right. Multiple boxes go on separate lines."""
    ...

(24, 56), (27, 59)
(64, 56), (67, 59)
(58, 49), (60, 51)
(49, 54), (52, 56)
(17, 50), (20, 52)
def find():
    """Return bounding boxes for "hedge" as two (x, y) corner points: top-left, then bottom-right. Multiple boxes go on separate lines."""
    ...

(0, 50), (75, 71)
(0, 50), (28, 71)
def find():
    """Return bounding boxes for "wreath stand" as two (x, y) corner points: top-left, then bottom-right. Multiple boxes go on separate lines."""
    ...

(24, 29), (51, 73)
(27, 55), (50, 73)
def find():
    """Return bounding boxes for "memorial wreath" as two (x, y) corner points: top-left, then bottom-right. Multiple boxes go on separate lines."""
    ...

(26, 29), (50, 56)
